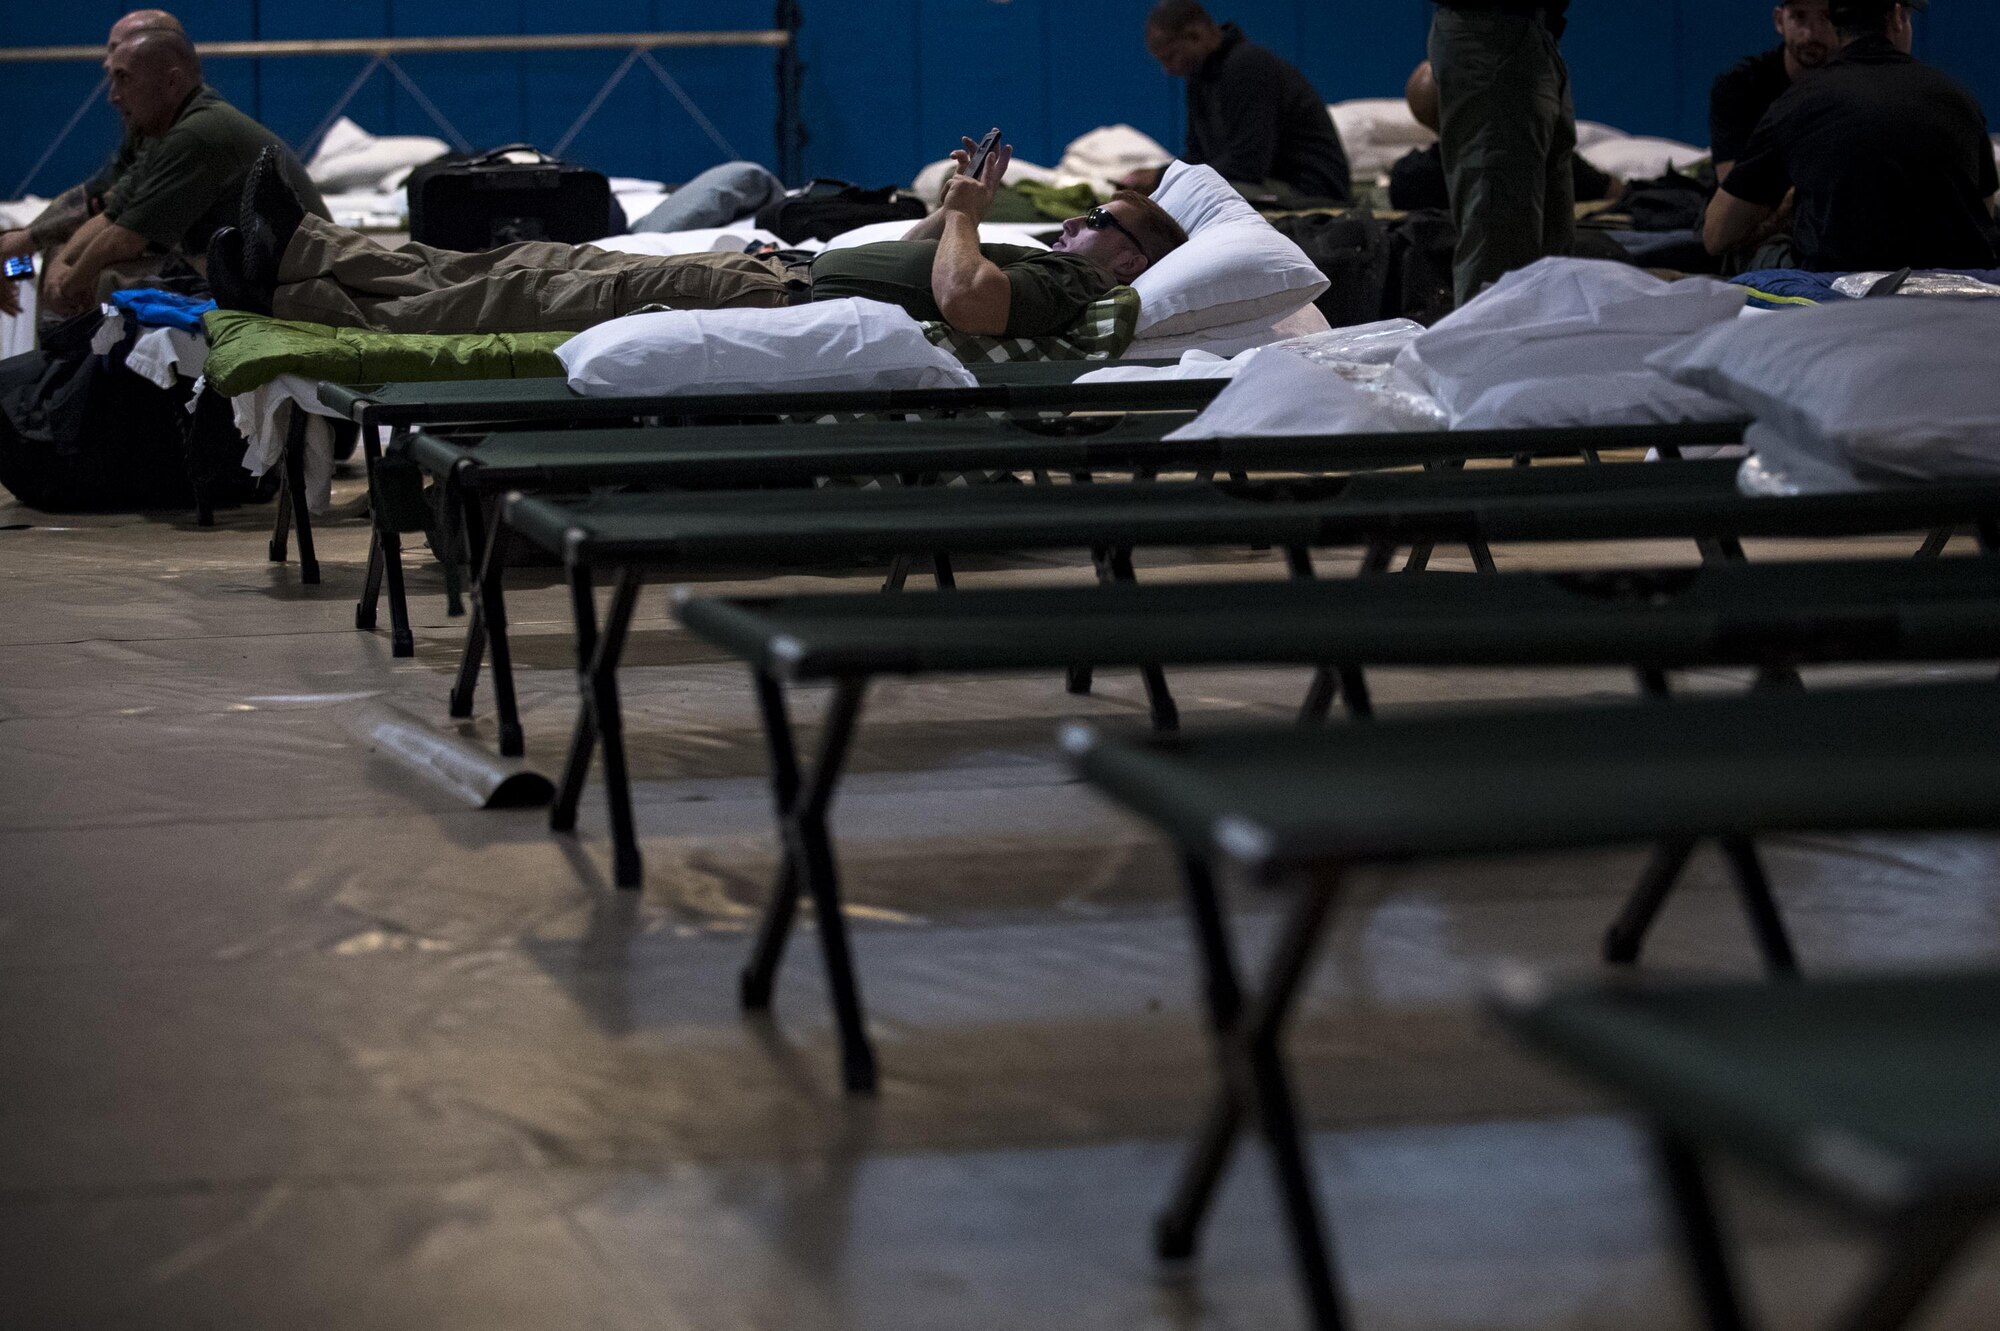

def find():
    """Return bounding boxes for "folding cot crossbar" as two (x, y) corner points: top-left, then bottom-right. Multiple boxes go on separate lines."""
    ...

(310, 360), (1218, 656)
(1500, 968), (2000, 1331)
(1065, 681), (2000, 1331)
(671, 557), (2000, 1096)
(439, 421), (1747, 757)
(501, 459), (2000, 900)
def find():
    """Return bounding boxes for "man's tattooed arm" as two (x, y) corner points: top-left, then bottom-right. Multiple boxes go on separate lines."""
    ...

(26, 186), (95, 251)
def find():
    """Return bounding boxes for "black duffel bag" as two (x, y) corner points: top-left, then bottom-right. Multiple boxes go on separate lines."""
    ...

(1269, 211), (1392, 329)
(0, 310), (224, 511)
(407, 144), (618, 250)
(754, 178), (927, 245)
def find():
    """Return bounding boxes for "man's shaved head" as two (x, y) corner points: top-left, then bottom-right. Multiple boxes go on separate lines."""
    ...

(107, 9), (184, 50)
(107, 27), (200, 135)
(1405, 60), (1440, 134)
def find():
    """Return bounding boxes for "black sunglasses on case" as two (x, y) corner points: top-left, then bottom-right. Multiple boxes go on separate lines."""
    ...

(1084, 205), (1150, 258)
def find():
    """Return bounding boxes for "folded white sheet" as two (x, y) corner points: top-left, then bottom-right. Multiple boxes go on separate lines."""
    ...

(1125, 301), (1330, 361)
(1164, 347), (1417, 441)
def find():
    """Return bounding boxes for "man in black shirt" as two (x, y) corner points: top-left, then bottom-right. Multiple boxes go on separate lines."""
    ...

(1711, 1), (1839, 181)
(1427, 0), (1578, 304)
(1141, 2), (1350, 204)
(1704, 0), (2000, 272)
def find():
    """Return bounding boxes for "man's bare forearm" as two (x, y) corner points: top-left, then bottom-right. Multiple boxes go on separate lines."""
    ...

(27, 186), (94, 251)
(902, 208), (951, 242)
(930, 210), (1009, 334)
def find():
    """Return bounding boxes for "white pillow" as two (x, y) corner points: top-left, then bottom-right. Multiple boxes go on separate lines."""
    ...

(558, 298), (977, 397)
(1057, 124), (1172, 192)
(1166, 347), (1413, 441)
(1329, 99), (1436, 177)
(1452, 371), (1743, 430)
(306, 117), (450, 192)
(1649, 297), (2000, 489)
(1133, 161), (1329, 337)
(1577, 135), (1708, 180)
(1402, 257), (1745, 424)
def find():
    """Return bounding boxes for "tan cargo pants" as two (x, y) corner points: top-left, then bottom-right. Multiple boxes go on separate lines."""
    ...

(271, 215), (796, 333)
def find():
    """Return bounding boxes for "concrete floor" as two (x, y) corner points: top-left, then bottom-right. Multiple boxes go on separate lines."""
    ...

(4, 471), (2000, 1330)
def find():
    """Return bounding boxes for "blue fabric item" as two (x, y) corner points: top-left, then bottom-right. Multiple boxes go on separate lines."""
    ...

(1731, 269), (1848, 307)
(1731, 267), (2000, 310)
(632, 162), (786, 234)
(110, 288), (218, 333)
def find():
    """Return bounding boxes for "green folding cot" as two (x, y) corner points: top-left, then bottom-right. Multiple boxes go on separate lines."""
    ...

(672, 557), (2000, 1095)
(312, 360), (1219, 656)
(1065, 681), (2000, 1331)
(429, 417), (1744, 752)
(502, 462), (2000, 896)
(1500, 968), (2000, 1331)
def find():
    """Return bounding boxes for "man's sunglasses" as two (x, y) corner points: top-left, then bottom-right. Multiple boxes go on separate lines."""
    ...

(1084, 205), (1149, 258)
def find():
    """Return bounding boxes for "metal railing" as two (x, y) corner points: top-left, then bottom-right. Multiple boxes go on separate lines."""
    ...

(5, 16), (808, 197)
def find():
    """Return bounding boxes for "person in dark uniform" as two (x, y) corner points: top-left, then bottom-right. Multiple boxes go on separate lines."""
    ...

(1390, 59), (1617, 212)
(1711, 0), (1839, 182)
(1704, 0), (2000, 271)
(1139, 1), (1350, 204)
(1426, 0), (1578, 305)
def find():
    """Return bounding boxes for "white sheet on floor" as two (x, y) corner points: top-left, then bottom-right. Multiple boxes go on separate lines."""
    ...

(1329, 99), (1437, 177)
(307, 118), (450, 192)
(1055, 124), (1173, 194)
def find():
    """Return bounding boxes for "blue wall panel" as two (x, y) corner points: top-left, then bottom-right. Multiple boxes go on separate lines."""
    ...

(3, 1), (1995, 203)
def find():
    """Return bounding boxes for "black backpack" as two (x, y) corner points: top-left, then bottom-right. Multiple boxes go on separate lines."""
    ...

(407, 145), (619, 249)
(0, 312), (193, 511)
(1381, 209), (1459, 325)
(1269, 211), (1392, 329)
(753, 178), (927, 245)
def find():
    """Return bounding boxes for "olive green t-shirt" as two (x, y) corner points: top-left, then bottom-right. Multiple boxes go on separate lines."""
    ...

(104, 86), (329, 256)
(808, 241), (1114, 338)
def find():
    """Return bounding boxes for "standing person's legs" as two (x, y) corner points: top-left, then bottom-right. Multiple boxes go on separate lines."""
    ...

(1542, 41), (1579, 262)
(1430, 8), (1564, 305)
(632, 162), (786, 234)
(271, 216), (794, 332)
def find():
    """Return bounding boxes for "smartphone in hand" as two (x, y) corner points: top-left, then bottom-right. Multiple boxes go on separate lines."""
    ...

(966, 128), (1003, 180)
(3, 256), (32, 280)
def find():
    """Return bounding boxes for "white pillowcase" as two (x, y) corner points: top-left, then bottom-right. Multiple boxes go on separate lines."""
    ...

(1134, 162), (1330, 337)
(1402, 257), (1745, 425)
(1649, 297), (2000, 490)
(1577, 135), (1709, 180)
(1453, 372), (1747, 430)
(1329, 99), (1436, 177)
(558, 298), (978, 397)
(306, 117), (450, 192)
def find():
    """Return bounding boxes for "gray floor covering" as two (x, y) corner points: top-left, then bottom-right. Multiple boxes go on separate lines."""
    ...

(4, 472), (1999, 1330)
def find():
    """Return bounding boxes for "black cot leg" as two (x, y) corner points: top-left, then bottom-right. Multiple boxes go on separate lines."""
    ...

(1915, 528), (1953, 559)
(1158, 861), (1350, 1330)
(1156, 856), (1248, 1261)
(478, 505), (524, 759)
(283, 406), (319, 586)
(739, 672), (878, 1093)
(1831, 1207), (1989, 1331)
(591, 569), (646, 888)
(1107, 549), (1177, 727)
(447, 484), (488, 723)
(269, 479), (291, 564)
(551, 562), (604, 838)
(1604, 839), (1699, 966)
(358, 528), (385, 630)
(380, 514), (415, 658)
(740, 670), (809, 1011)
(1718, 836), (1799, 975)
(1655, 1133), (1757, 1331)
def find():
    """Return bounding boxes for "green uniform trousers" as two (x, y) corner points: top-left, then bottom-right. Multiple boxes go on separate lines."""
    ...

(272, 215), (795, 334)
(1429, 7), (1579, 305)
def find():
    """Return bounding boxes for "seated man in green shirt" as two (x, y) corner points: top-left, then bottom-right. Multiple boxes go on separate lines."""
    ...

(211, 134), (1188, 338)
(40, 27), (325, 318)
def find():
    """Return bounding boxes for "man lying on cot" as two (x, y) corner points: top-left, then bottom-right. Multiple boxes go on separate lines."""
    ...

(209, 133), (1189, 339)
